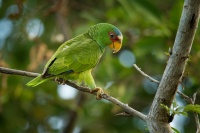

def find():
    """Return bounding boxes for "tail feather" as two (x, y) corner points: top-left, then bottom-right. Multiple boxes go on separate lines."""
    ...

(26, 75), (49, 87)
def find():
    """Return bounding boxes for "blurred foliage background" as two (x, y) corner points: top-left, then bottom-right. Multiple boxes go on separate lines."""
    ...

(0, 0), (200, 133)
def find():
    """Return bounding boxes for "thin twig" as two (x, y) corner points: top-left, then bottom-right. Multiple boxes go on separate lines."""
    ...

(177, 90), (192, 103)
(0, 67), (39, 77)
(133, 64), (160, 84)
(101, 93), (147, 121)
(133, 64), (190, 100)
(0, 67), (147, 121)
(133, 64), (200, 132)
(115, 112), (132, 117)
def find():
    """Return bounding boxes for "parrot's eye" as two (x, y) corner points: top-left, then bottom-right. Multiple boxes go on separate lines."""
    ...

(110, 33), (115, 39)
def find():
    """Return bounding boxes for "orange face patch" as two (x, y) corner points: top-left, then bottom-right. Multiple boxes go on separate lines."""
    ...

(109, 41), (122, 53)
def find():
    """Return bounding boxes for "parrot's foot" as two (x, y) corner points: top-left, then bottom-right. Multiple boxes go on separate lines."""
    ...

(91, 87), (104, 100)
(55, 78), (66, 85)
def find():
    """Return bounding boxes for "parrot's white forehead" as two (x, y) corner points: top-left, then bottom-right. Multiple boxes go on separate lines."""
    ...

(117, 35), (123, 41)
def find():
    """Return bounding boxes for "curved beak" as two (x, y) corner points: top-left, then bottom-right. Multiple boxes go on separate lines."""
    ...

(109, 35), (123, 53)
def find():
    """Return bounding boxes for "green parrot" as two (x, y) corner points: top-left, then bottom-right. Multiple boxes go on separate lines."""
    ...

(26, 23), (123, 99)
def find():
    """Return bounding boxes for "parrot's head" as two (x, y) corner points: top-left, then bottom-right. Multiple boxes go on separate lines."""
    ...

(108, 28), (123, 53)
(88, 23), (123, 53)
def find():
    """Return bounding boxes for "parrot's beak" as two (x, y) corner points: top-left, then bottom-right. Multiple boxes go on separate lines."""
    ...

(109, 35), (123, 53)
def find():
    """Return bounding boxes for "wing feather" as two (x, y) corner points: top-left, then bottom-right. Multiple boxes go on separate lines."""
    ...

(42, 34), (103, 77)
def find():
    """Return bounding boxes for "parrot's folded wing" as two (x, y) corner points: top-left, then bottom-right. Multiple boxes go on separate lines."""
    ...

(44, 36), (102, 76)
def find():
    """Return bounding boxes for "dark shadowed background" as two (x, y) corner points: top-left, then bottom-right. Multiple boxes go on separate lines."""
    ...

(0, 0), (199, 133)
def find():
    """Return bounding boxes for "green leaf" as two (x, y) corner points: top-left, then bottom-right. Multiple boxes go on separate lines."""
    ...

(176, 106), (184, 112)
(172, 101), (178, 108)
(184, 104), (200, 114)
(178, 112), (188, 117)
(171, 127), (181, 133)
(164, 52), (170, 56)
(160, 104), (170, 113)
(161, 102), (189, 117)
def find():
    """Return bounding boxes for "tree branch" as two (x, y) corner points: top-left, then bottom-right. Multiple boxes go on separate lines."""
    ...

(0, 66), (147, 121)
(147, 0), (200, 132)
(133, 64), (160, 84)
(177, 90), (192, 103)
(133, 63), (186, 97)
(134, 63), (200, 133)
(0, 67), (39, 77)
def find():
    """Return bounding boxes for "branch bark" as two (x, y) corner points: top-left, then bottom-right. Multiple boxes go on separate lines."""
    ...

(0, 67), (38, 77)
(147, 0), (200, 132)
(0, 66), (147, 121)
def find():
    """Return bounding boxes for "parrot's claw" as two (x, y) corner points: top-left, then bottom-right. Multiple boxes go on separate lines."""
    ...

(91, 87), (104, 100)
(55, 78), (66, 85)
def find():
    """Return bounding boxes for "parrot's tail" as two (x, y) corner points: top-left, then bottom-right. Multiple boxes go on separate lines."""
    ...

(26, 75), (49, 87)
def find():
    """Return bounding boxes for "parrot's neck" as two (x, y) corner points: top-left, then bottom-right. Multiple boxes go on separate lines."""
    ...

(98, 44), (105, 53)
(84, 32), (105, 53)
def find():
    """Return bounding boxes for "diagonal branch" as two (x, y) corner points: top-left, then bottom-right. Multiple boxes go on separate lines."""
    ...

(133, 64), (160, 84)
(133, 63), (184, 96)
(133, 63), (200, 132)
(0, 66), (147, 121)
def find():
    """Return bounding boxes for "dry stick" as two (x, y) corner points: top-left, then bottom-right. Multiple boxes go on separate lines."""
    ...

(133, 64), (200, 132)
(134, 64), (191, 99)
(0, 66), (147, 121)
(177, 90), (192, 103)
(133, 64), (160, 84)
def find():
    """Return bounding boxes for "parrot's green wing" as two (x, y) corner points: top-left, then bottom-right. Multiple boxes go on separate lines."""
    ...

(43, 34), (103, 77)
(42, 34), (81, 72)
